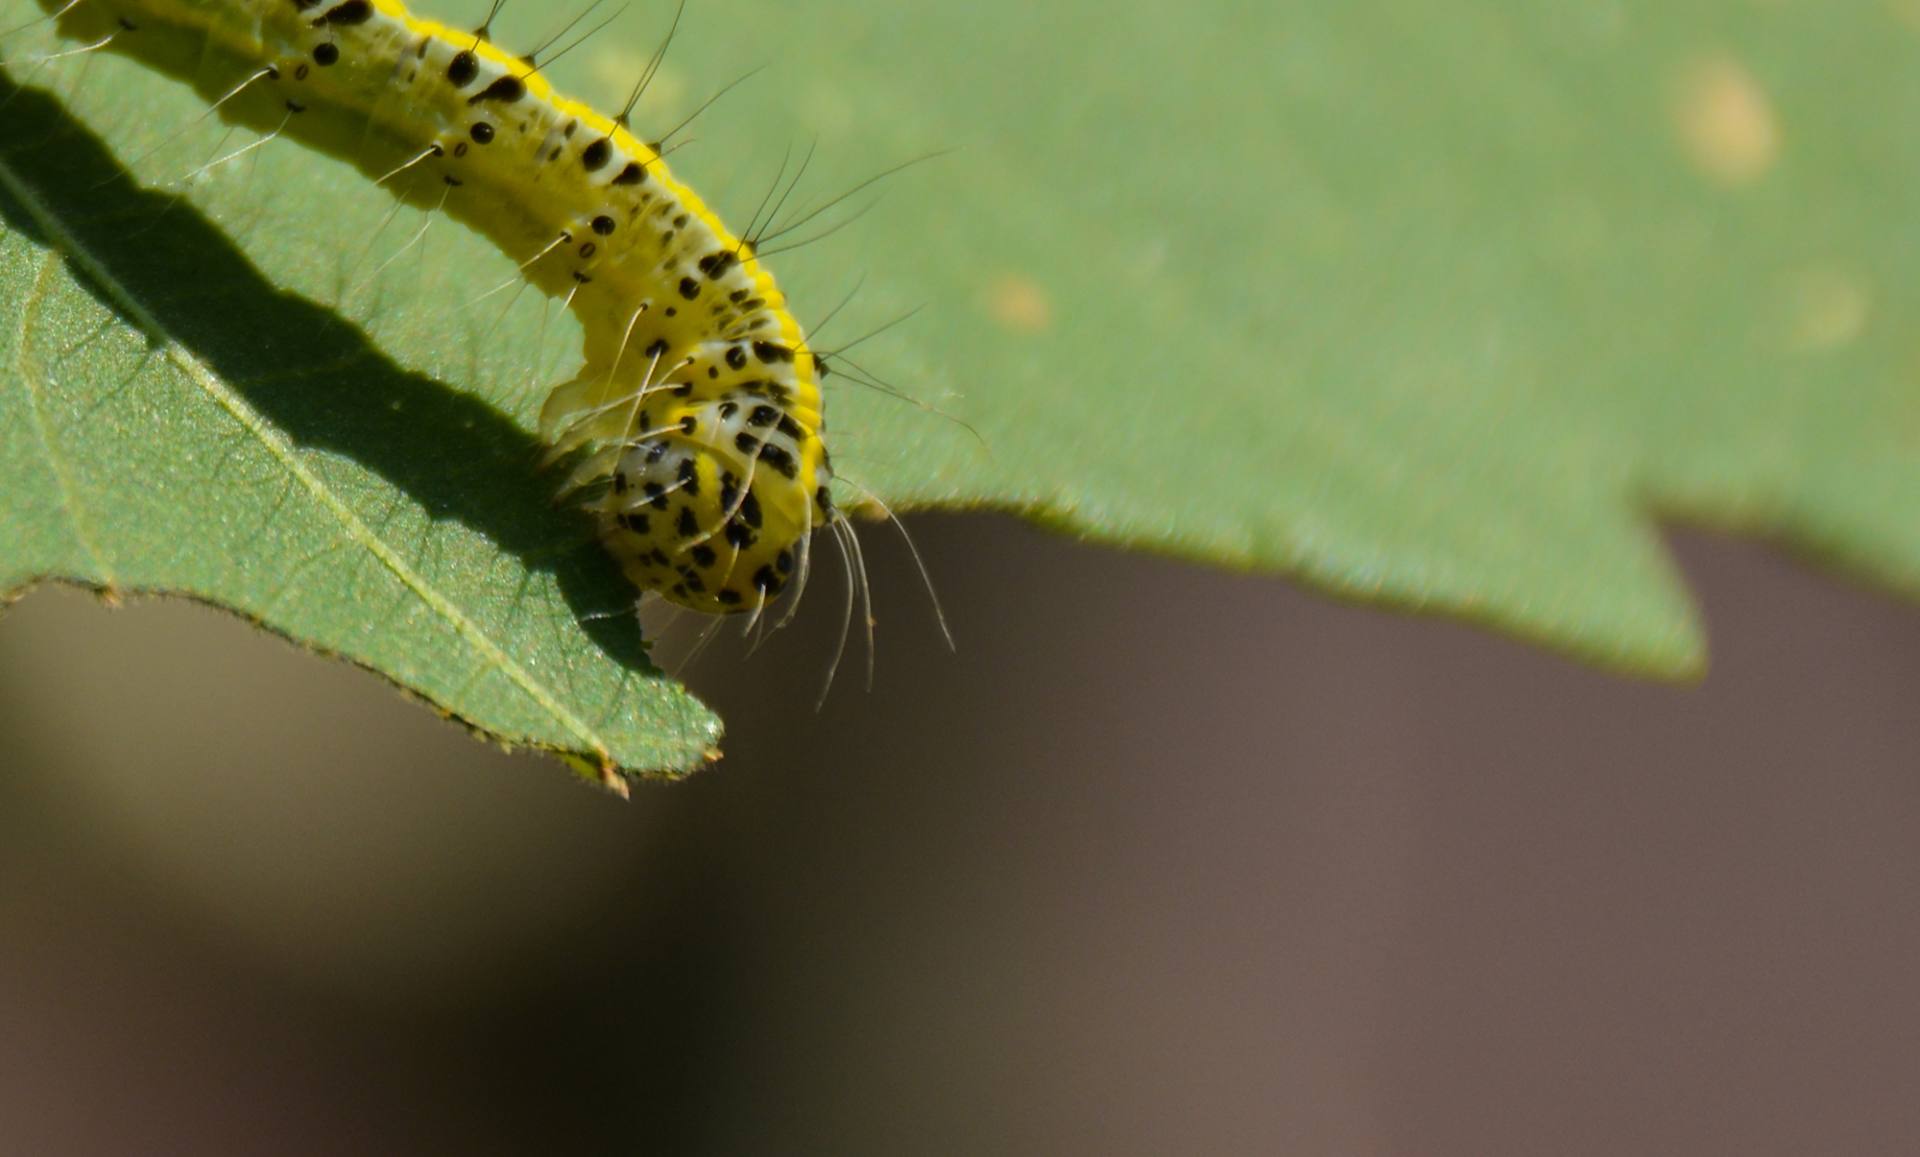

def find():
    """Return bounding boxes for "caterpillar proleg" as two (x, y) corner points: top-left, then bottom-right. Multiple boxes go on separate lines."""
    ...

(29, 0), (835, 621)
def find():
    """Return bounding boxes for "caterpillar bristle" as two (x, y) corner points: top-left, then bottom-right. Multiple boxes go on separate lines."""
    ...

(471, 0), (507, 41)
(614, 0), (682, 128)
(20, 0), (957, 686)
(520, 0), (610, 69)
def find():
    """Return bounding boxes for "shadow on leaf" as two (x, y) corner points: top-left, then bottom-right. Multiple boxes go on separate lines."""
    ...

(0, 73), (655, 673)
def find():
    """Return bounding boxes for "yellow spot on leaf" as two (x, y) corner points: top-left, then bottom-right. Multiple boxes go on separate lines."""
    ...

(1786, 268), (1872, 352)
(587, 50), (686, 112)
(1672, 55), (1780, 187)
(985, 274), (1053, 333)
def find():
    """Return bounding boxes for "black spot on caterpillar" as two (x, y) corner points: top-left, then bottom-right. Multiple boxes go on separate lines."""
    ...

(34, 0), (835, 622)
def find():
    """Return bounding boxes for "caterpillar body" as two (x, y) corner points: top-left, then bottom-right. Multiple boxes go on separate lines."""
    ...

(34, 0), (832, 617)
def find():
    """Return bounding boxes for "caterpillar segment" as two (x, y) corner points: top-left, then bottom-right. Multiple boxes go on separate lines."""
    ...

(40, 0), (834, 615)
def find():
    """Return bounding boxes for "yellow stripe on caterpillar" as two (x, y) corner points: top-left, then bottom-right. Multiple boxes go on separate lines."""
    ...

(42, 0), (832, 615)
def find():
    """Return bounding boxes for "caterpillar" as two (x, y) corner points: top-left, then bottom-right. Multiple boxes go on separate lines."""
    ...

(22, 0), (836, 620)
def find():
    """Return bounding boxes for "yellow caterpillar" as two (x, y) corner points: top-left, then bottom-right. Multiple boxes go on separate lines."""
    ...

(35, 0), (833, 617)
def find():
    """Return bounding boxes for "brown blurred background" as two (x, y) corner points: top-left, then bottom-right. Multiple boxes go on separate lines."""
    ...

(0, 515), (1917, 1155)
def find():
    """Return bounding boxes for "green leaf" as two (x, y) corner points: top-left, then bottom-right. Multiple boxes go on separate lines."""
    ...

(5, 1), (1919, 777)
(0, 73), (719, 783)
(743, 0), (1920, 680)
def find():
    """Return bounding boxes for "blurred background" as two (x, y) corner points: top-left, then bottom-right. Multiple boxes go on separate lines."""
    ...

(1, 515), (1917, 1154)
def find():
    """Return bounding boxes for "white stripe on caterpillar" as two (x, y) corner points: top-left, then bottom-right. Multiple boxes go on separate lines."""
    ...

(37, 0), (838, 621)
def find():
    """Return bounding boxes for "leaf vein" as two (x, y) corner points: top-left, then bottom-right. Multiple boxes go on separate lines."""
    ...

(11, 248), (113, 584)
(0, 152), (611, 760)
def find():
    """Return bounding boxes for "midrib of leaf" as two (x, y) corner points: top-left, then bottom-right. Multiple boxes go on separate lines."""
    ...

(0, 149), (612, 762)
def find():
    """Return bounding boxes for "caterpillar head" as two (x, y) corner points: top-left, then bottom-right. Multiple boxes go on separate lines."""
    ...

(541, 347), (829, 615)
